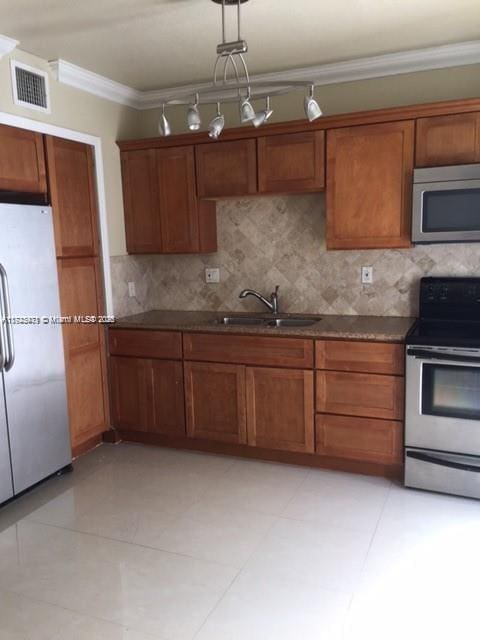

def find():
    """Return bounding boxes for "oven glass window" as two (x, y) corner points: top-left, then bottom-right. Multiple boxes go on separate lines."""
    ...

(422, 363), (480, 420)
(422, 188), (480, 233)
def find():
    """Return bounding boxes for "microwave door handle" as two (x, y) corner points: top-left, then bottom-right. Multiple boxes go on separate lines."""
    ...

(0, 264), (14, 372)
(407, 450), (480, 473)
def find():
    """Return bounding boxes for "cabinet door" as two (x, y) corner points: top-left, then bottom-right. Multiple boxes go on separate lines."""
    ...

(110, 356), (153, 431)
(258, 131), (325, 193)
(326, 121), (414, 249)
(121, 149), (162, 253)
(246, 367), (314, 453)
(416, 113), (480, 167)
(195, 139), (257, 198)
(46, 136), (99, 257)
(316, 414), (402, 464)
(157, 146), (200, 252)
(316, 371), (404, 420)
(0, 124), (47, 194)
(57, 257), (108, 449)
(184, 362), (247, 443)
(152, 360), (186, 436)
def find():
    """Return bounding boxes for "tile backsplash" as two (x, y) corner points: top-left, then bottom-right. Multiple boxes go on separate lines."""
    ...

(111, 194), (480, 318)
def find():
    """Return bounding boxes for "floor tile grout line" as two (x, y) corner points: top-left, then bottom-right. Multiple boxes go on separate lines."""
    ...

(0, 584), (167, 640)
(343, 479), (395, 620)
(19, 517), (242, 571)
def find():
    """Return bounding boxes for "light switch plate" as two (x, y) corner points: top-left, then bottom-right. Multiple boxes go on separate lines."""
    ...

(361, 266), (373, 284)
(127, 281), (136, 297)
(205, 268), (220, 284)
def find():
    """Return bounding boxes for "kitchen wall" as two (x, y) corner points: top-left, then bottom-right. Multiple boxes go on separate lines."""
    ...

(0, 48), (139, 256)
(111, 194), (480, 318)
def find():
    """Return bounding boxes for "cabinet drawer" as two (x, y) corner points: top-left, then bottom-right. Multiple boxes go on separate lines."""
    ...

(316, 414), (402, 464)
(316, 371), (404, 420)
(315, 340), (404, 375)
(109, 329), (182, 359)
(183, 333), (314, 368)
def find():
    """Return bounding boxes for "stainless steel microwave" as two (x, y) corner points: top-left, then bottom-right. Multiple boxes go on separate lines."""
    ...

(412, 164), (480, 243)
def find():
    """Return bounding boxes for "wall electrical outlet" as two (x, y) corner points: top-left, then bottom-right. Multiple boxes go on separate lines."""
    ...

(361, 266), (373, 284)
(127, 281), (136, 297)
(205, 268), (220, 284)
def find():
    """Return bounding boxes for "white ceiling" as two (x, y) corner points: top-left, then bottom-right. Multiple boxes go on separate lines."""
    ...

(1, 0), (479, 91)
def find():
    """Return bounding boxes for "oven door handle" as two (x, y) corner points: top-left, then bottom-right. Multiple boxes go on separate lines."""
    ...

(407, 348), (480, 364)
(407, 450), (480, 473)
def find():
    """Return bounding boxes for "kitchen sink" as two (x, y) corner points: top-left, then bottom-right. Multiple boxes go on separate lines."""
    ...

(216, 316), (266, 325)
(267, 318), (319, 327)
(215, 316), (320, 327)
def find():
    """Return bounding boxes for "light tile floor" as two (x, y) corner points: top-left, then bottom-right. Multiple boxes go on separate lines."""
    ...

(0, 443), (479, 639)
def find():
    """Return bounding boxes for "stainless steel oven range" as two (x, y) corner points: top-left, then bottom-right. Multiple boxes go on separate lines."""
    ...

(405, 277), (480, 499)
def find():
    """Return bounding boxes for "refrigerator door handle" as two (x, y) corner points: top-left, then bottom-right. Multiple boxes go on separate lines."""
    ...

(0, 263), (9, 370)
(0, 263), (14, 371)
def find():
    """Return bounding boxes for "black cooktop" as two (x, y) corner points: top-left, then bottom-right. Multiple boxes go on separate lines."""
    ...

(406, 277), (480, 347)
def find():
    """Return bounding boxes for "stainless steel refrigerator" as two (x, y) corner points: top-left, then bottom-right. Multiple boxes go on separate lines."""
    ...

(0, 204), (71, 505)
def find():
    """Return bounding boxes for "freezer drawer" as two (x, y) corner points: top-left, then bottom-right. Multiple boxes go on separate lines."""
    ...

(405, 447), (480, 500)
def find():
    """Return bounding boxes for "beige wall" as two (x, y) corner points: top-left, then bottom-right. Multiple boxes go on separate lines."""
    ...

(136, 63), (480, 138)
(0, 48), (139, 257)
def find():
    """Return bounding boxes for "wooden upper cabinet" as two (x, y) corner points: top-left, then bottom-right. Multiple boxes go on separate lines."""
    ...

(120, 146), (217, 255)
(416, 113), (480, 167)
(326, 121), (414, 250)
(258, 131), (325, 193)
(195, 139), (257, 198)
(121, 149), (162, 253)
(157, 145), (203, 253)
(46, 136), (99, 257)
(0, 124), (47, 194)
(246, 366), (314, 453)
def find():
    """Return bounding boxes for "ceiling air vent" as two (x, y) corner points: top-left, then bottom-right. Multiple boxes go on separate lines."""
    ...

(10, 60), (50, 113)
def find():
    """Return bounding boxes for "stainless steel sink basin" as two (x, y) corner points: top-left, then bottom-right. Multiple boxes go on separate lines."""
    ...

(216, 316), (266, 326)
(267, 318), (320, 328)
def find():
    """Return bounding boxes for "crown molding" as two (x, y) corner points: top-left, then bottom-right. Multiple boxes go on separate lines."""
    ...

(50, 39), (480, 111)
(0, 34), (19, 59)
(48, 59), (141, 108)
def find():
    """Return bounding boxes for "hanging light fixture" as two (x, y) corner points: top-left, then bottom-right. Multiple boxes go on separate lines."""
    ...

(158, 103), (171, 136)
(187, 94), (202, 131)
(252, 96), (273, 127)
(161, 0), (322, 138)
(209, 102), (225, 139)
(304, 84), (322, 122)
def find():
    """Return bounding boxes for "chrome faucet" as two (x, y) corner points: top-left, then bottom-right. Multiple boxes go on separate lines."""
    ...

(239, 286), (280, 314)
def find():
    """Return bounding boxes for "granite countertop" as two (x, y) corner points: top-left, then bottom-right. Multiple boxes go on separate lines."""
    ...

(111, 310), (415, 343)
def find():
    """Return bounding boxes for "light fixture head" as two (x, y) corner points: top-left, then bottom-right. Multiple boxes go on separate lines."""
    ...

(252, 96), (273, 127)
(159, 104), (171, 136)
(187, 94), (201, 131)
(209, 102), (225, 139)
(240, 91), (256, 123)
(304, 85), (322, 122)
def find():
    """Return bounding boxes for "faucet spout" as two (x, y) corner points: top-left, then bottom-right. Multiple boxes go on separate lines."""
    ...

(239, 286), (280, 314)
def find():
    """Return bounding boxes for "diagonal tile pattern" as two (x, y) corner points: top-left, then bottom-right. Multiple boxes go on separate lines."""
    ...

(111, 194), (480, 318)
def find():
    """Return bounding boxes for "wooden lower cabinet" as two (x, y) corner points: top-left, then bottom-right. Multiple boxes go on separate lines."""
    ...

(246, 367), (314, 453)
(184, 362), (247, 444)
(57, 257), (108, 450)
(110, 356), (185, 435)
(316, 414), (402, 464)
(316, 370), (404, 420)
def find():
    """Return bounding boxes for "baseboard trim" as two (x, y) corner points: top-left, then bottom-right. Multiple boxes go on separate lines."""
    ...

(116, 430), (403, 479)
(102, 428), (122, 444)
(71, 433), (103, 459)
